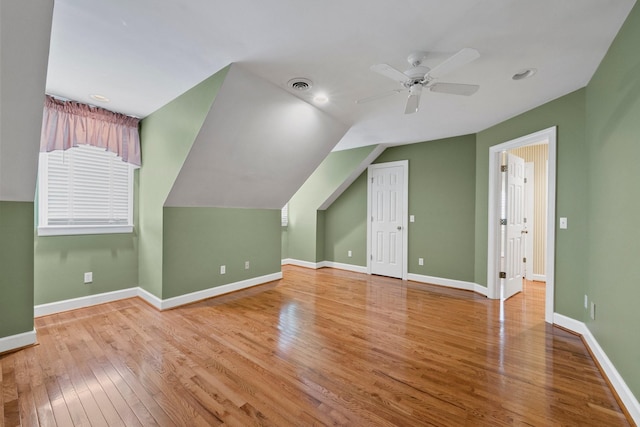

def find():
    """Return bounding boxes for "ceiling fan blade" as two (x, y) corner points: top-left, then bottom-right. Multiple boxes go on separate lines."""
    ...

(428, 48), (480, 79)
(371, 63), (410, 83)
(356, 88), (405, 104)
(404, 85), (422, 114)
(429, 82), (479, 96)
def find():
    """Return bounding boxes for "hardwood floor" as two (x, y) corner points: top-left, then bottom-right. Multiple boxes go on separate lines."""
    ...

(1, 266), (631, 426)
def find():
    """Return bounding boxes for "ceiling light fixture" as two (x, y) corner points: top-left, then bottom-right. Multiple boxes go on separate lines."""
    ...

(512, 68), (537, 81)
(313, 94), (329, 103)
(90, 94), (110, 102)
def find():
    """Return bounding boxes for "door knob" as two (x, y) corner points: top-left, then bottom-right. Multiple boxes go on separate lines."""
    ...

(397, 226), (402, 230)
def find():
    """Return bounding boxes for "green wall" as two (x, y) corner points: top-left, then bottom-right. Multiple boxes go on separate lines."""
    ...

(162, 207), (281, 299)
(0, 202), (35, 337)
(33, 175), (139, 305)
(0, 1), (53, 342)
(475, 89), (587, 318)
(138, 67), (229, 297)
(286, 145), (377, 263)
(584, 2), (640, 398)
(323, 135), (476, 281)
(34, 232), (138, 304)
(281, 227), (289, 259)
(375, 136), (476, 281)
(324, 172), (368, 265)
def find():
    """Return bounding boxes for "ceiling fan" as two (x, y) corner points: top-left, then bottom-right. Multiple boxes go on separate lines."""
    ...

(358, 48), (480, 114)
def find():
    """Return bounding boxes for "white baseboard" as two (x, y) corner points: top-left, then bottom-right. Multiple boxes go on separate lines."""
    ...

(283, 263), (488, 296)
(322, 261), (367, 274)
(407, 273), (487, 296)
(281, 258), (321, 269)
(137, 287), (163, 310)
(532, 274), (546, 282)
(553, 313), (588, 335)
(34, 272), (283, 316)
(158, 272), (282, 310)
(0, 329), (37, 354)
(554, 313), (640, 424)
(35, 288), (138, 317)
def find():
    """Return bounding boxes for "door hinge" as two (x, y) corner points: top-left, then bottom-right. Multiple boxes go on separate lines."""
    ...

(500, 218), (507, 225)
(524, 177), (528, 183)
(371, 216), (374, 222)
(523, 217), (527, 223)
(499, 271), (507, 279)
(501, 165), (508, 172)
(371, 177), (374, 183)
(523, 257), (527, 263)
(370, 254), (373, 260)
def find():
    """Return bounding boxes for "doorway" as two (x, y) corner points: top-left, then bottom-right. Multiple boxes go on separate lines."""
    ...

(488, 127), (556, 323)
(367, 161), (408, 280)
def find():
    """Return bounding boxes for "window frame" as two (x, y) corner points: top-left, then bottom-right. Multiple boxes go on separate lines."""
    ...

(37, 145), (135, 237)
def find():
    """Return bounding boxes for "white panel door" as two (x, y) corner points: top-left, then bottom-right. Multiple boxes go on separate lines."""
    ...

(370, 165), (404, 278)
(503, 153), (525, 299)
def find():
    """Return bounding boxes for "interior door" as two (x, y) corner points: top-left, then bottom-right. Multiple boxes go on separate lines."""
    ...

(503, 153), (525, 299)
(370, 164), (405, 278)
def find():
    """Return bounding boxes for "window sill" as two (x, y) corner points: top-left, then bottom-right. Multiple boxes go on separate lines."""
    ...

(37, 225), (134, 237)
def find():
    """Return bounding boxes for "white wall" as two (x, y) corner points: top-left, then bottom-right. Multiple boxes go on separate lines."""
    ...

(0, 0), (54, 201)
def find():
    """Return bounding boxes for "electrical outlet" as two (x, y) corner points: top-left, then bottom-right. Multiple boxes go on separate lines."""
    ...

(220, 265), (226, 274)
(348, 250), (352, 258)
(590, 302), (596, 320)
(560, 217), (568, 229)
(584, 295), (588, 309)
(418, 258), (424, 266)
(245, 261), (250, 270)
(84, 272), (93, 284)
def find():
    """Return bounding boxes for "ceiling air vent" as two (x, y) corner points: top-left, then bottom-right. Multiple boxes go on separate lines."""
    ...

(287, 78), (313, 91)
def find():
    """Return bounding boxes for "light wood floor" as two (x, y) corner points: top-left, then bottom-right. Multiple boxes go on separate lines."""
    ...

(1, 266), (631, 426)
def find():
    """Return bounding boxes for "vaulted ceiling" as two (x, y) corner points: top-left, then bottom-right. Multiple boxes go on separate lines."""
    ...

(46, 0), (635, 151)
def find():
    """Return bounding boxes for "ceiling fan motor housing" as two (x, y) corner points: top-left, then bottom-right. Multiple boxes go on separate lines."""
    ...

(404, 65), (430, 86)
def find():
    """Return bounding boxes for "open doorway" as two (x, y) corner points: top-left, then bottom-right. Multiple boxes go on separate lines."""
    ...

(510, 144), (549, 282)
(488, 127), (557, 323)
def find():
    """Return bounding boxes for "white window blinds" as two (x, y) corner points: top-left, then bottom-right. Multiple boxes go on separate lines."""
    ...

(281, 203), (289, 227)
(38, 144), (134, 236)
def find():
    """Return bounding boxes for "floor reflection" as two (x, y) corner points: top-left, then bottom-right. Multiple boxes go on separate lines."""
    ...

(277, 300), (300, 353)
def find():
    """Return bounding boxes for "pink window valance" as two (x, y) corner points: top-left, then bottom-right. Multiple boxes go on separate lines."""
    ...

(40, 95), (141, 167)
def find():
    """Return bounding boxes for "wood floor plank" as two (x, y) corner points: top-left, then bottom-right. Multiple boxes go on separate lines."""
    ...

(12, 351), (40, 427)
(0, 267), (632, 426)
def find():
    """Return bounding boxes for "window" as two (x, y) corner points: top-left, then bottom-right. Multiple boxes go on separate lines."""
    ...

(281, 203), (289, 227)
(38, 144), (134, 236)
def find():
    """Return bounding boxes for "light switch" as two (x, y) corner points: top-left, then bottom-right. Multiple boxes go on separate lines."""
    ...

(410, 215), (415, 223)
(559, 217), (568, 229)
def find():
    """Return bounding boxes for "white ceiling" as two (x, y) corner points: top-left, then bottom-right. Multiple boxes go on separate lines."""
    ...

(165, 64), (349, 208)
(46, 0), (636, 151)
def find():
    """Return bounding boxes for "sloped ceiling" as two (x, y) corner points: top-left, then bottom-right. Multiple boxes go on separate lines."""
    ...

(165, 64), (349, 208)
(46, 0), (636, 151)
(0, 1), (53, 201)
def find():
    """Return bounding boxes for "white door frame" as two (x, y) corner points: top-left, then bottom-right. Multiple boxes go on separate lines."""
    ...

(487, 126), (556, 323)
(367, 160), (409, 280)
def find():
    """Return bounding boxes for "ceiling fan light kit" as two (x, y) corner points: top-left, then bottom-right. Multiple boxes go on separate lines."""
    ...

(360, 48), (481, 114)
